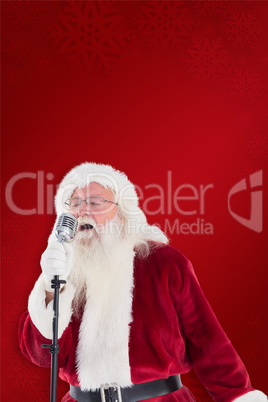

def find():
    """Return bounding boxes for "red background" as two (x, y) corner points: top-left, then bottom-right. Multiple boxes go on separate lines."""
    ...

(1, 1), (268, 401)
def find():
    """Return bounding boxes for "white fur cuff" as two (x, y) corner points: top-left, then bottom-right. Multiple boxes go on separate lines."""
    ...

(28, 274), (75, 340)
(233, 391), (268, 401)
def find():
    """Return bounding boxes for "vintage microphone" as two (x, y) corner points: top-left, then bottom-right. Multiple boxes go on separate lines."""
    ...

(42, 213), (78, 402)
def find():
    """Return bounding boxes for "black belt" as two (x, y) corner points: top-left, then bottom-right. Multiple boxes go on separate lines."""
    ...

(70, 375), (182, 402)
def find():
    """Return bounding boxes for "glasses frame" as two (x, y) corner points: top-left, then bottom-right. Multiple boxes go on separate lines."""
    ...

(64, 196), (118, 211)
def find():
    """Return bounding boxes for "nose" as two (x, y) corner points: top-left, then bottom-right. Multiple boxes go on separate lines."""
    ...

(77, 200), (92, 217)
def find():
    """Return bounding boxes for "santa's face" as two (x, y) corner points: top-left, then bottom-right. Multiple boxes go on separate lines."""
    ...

(68, 183), (129, 315)
(70, 182), (118, 231)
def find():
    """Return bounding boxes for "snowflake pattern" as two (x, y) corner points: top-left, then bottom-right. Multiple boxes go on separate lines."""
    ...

(202, 22), (217, 38)
(1, 243), (19, 265)
(247, 314), (263, 331)
(2, 212), (26, 235)
(228, 69), (263, 104)
(47, 1), (133, 73)
(5, 39), (28, 63)
(261, 109), (268, 122)
(33, 389), (51, 402)
(193, 0), (230, 17)
(236, 112), (254, 130)
(224, 11), (263, 49)
(261, 51), (268, 66)
(34, 55), (50, 71)
(182, 37), (230, 84)
(4, 68), (21, 85)
(248, 132), (268, 161)
(3, 351), (42, 390)
(133, 1), (196, 50)
(3, 0), (43, 26)
(1, 298), (24, 331)
(1, 387), (49, 402)
(240, 166), (263, 179)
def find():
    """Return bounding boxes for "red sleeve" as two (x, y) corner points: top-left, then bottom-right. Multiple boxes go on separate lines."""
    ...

(18, 310), (73, 369)
(175, 259), (254, 401)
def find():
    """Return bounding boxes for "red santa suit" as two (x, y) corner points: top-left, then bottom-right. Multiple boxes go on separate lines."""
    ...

(19, 162), (267, 402)
(19, 243), (265, 402)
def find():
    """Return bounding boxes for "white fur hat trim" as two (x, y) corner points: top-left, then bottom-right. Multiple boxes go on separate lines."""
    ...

(55, 162), (141, 218)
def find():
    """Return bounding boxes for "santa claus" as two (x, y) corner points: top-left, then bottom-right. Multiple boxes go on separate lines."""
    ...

(19, 162), (267, 402)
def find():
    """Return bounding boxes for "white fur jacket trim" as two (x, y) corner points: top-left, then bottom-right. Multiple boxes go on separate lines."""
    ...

(28, 274), (75, 340)
(75, 247), (135, 391)
(233, 391), (267, 401)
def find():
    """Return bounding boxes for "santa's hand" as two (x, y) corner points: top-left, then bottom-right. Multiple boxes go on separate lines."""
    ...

(41, 241), (71, 292)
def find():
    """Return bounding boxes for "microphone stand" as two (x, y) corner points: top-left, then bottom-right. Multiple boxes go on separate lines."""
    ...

(41, 240), (66, 402)
(41, 213), (78, 402)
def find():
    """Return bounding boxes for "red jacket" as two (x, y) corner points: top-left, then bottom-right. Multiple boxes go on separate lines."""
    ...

(19, 244), (257, 401)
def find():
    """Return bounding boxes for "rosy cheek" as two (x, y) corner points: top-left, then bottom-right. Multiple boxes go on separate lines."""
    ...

(95, 213), (111, 225)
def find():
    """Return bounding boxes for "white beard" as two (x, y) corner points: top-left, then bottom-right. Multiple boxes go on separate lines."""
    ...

(68, 215), (135, 390)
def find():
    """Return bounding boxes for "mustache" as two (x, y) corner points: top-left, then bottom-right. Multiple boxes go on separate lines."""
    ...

(75, 213), (124, 238)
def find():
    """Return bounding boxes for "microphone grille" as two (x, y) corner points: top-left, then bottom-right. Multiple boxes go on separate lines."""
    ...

(55, 213), (78, 243)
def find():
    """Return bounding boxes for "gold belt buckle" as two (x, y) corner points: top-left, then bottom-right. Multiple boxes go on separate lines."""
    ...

(100, 383), (122, 402)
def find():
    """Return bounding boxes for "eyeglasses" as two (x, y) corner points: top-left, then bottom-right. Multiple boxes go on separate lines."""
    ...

(64, 196), (118, 211)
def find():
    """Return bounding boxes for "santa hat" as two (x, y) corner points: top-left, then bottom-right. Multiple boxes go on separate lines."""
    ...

(51, 162), (168, 251)
(55, 162), (141, 219)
